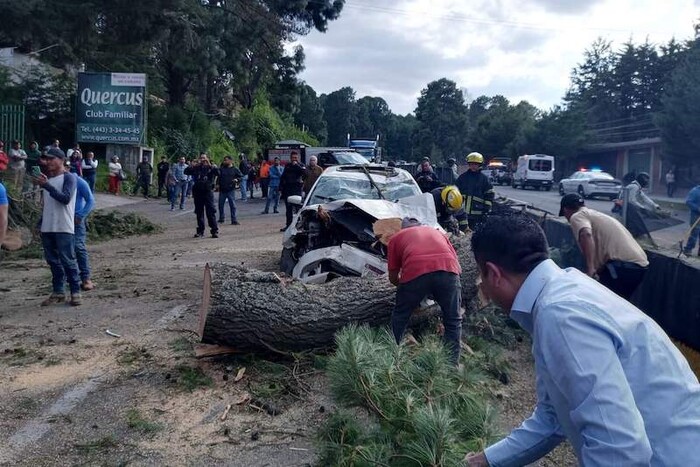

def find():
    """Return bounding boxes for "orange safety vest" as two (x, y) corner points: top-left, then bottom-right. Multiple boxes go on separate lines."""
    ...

(259, 162), (271, 178)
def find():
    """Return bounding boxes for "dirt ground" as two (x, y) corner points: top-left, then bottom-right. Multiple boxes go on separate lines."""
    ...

(0, 191), (574, 466)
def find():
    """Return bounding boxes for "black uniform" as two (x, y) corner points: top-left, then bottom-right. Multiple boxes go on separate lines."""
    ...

(455, 170), (494, 229)
(133, 161), (153, 198)
(185, 164), (220, 236)
(157, 160), (170, 197)
(430, 187), (469, 233)
(279, 162), (305, 228)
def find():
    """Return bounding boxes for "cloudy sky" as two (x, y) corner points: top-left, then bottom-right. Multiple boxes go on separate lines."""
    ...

(294, 0), (699, 115)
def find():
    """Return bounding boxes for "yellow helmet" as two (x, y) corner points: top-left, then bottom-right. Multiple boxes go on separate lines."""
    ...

(441, 185), (463, 212)
(466, 152), (484, 164)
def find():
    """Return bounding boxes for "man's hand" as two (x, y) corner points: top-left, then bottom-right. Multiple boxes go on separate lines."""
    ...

(32, 173), (48, 187)
(464, 451), (489, 467)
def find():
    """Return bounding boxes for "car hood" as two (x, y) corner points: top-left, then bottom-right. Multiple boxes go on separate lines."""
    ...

(283, 193), (440, 245)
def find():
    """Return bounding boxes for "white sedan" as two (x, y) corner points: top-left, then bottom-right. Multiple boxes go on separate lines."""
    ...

(558, 170), (622, 200)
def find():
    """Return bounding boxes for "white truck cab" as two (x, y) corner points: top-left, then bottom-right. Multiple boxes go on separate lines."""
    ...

(512, 154), (555, 191)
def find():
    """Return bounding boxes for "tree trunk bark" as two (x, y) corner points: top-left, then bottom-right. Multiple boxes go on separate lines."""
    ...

(198, 235), (480, 353)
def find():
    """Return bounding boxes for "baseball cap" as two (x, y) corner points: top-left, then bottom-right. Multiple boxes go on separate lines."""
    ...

(43, 147), (66, 159)
(559, 193), (584, 216)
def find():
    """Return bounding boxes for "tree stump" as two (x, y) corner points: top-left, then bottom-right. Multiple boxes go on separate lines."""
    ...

(198, 235), (480, 353)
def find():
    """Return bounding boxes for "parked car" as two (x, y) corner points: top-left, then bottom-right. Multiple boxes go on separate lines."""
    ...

(512, 154), (555, 190)
(280, 164), (440, 282)
(558, 169), (622, 200)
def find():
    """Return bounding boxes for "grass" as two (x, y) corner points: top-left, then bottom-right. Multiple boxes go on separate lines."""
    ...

(3, 347), (47, 367)
(168, 337), (193, 354)
(126, 409), (162, 434)
(175, 365), (213, 392)
(116, 346), (152, 366)
(74, 436), (118, 453)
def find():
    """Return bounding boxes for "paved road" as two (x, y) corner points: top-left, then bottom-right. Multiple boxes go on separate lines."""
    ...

(493, 185), (691, 252)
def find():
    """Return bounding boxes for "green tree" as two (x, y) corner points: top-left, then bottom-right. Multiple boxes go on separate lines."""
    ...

(414, 78), (469, 161)
(293, 84), (327, 144)
(354, 96), (391, 139)
(321, 87), (356, 146)
(526, 106), (587, 160)
(655, 39), (700, 167)
(384, 114), (418, 161)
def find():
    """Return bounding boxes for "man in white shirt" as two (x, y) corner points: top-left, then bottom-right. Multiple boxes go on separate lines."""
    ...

(464, 213), (700, 467)
(32, 147), (82, 306)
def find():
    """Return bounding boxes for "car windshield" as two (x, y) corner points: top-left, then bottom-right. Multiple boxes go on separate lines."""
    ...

(307, 172), (420, 204)
(333, 152), (370, 165)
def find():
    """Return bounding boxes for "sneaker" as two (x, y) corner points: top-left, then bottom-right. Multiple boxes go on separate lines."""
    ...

(273, 210), (279, 214)
(194, 232), (204, 238)
(41, 293), (65, 306)
(261, 211), (269, 214)
(69, 293), (82, 306)
(81, 279), (95, 291)
(211, 233), (219, 238)
(232, 221), (239, 225)
(280, 226), (288, 232)
(170, 206), (174, 211)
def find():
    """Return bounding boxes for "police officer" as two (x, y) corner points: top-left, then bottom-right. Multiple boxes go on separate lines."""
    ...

(430, 185), (468, 234)
(455, 152), (494, 230)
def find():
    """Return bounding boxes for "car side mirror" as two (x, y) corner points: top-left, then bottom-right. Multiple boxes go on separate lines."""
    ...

(288, 195), (303, 206)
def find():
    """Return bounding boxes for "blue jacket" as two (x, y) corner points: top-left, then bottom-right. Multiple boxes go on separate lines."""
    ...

(269, 165), (284, 188)
(686, 185), (700, 214)
(75, 175), (95, 221)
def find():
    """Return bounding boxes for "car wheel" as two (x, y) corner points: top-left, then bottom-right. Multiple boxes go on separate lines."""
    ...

(577, 185), (587, 199)
(558, 184), (565, 196)
(280, 247), (297, 276)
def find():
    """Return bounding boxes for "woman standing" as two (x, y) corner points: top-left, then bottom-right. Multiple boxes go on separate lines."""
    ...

(108, 155), (122, 195)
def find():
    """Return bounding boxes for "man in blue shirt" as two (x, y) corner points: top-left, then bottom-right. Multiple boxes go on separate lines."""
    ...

(683, 181), (700, 257)
(74, 173), (95, 290)
(0, 181), (8, 248)
(465, 213), (700, 467)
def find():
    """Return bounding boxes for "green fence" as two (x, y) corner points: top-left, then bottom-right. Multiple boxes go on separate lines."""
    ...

(0, 104), (25, 146)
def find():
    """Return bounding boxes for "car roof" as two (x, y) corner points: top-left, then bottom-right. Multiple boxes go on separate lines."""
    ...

(319, 164), (413, 182)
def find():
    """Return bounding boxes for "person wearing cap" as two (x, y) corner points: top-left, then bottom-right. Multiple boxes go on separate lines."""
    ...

(464, 212), (700, 467)
(456, 152), (494, 230)
(430, 185), (469, 234)
(446, 158), (459, 184)
(559, 193), (648, 300)
(387, 218), (462, 363)
(32, 147), (82, 306)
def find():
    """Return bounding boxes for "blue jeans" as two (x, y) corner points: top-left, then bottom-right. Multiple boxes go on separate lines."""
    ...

(240, 175), (248, 201)
(173, 181), (187, 208)
(685, 211), (700, 253)
(393, 271), (462, 363)
(42, 232), (81, 295)
(83, 172), (96, 193)
(218, 190), (237, 222)
(264, 186), (280, 213)
(74, 221), (91, 282)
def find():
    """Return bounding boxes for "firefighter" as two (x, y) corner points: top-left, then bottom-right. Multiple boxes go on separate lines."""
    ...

(455, 152), (494, 230)
(430, 185), (468, 234)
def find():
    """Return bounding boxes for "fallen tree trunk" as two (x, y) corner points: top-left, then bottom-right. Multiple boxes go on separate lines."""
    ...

(198, 235), (480, 353)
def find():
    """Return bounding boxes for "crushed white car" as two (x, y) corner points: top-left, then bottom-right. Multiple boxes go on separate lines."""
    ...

(280, 164), (441, 283)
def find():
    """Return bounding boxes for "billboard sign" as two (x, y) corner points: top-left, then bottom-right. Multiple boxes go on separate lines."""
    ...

(76, 72), (147, 145)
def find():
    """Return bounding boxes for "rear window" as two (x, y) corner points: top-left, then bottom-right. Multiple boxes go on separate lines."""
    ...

(529, 159), (552, 171)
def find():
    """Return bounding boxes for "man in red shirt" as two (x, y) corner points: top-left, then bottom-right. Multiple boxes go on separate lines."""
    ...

(387, 218), (462, 362)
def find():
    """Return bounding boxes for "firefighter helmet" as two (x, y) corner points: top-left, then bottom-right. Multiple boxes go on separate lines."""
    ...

(466, 152), (484, 164)
(441, 185), (463, 212)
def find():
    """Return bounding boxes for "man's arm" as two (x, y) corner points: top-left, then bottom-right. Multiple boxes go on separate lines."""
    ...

(480, 371), (566, 467)
(40, 173), (76, 205)
(535, 303), (652, 466)
(75, 181), (95, 221)
(578, 228), (598, 277)
(388, 269), (400, 286)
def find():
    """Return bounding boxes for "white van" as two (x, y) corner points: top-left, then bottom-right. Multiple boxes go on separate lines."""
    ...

(512, 154), (555, 191)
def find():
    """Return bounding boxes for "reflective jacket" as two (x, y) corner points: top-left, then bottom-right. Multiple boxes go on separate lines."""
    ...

(455, 170), (494, 216)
